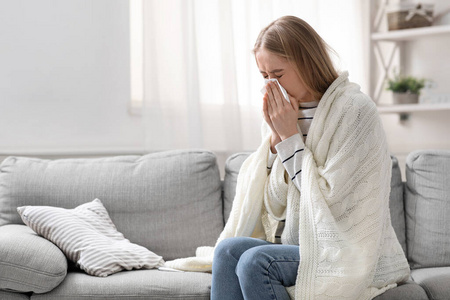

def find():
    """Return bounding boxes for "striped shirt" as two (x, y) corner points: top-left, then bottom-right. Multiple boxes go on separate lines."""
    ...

(267, 100), (319, 244)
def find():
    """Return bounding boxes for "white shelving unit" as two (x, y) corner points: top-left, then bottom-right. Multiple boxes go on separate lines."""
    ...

(370, 1), (450, 119)
(372, 24), (450, 41)
(377, 102), (450, 113)
(377, 102), (450, 121)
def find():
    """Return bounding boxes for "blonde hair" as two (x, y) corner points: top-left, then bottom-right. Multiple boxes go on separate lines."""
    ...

(253, 16), (338, 101)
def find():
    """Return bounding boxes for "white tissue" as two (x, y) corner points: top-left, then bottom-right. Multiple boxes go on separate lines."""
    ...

(260, 78), (290, 103)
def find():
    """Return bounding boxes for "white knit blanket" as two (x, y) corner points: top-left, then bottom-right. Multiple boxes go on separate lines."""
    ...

(165, 72), (410, 299)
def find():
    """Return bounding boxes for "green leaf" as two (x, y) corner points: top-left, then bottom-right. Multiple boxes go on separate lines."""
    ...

(386, 74), (425, 94)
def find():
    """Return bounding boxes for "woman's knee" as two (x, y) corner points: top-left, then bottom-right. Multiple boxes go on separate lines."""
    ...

(215, 237), (245, 260)
(214, 237), (266, 261)
(214, 237), (249, 265)
(235, 246), (269, 279)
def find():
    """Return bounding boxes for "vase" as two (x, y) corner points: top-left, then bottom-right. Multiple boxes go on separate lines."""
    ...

(393, 92), (419, 104)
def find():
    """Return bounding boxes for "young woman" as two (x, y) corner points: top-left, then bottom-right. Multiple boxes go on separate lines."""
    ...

(166, 15), (410, 300)
(209, 16), (410, 300)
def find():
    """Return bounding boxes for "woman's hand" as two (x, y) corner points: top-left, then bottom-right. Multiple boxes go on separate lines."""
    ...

(262, 91), (282, 153)
(263, 81), (299, 142)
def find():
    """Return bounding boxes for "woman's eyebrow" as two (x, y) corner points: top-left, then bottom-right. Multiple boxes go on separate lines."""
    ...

(259, 69), (284, 74)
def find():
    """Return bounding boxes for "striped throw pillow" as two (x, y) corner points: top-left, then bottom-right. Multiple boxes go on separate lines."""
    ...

(17, 199), (164, 277)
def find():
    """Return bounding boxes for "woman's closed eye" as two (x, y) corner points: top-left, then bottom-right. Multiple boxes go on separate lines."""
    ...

(262, 74), (283, 79)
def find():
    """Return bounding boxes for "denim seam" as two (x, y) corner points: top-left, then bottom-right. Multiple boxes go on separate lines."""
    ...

(265, 258), (300, 300)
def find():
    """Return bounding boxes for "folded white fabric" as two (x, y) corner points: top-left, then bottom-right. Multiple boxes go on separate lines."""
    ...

(260, 78), (290, 103)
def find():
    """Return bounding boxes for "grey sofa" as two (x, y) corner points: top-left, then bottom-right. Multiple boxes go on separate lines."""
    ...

(0, 149), (449, 300)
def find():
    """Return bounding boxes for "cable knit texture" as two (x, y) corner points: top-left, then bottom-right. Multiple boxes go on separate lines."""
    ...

(266, 100), (318, 245)
(165, 72), (410, 299)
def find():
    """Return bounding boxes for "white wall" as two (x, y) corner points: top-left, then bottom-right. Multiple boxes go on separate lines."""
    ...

(0, 0), (144, 156)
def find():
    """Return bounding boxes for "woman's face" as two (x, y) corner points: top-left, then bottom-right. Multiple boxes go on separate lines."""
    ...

(255, 48), (313, 102)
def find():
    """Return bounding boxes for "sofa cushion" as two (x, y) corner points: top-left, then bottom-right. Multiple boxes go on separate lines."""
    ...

(405, 150), (450, 269)
(17, 199), (164, 277)
(31, 270), (211, 300)
(372, 279), (428, 300)
(0, 224), (67, 294)
(389, 155), (407, 255)
(223, 153), (251, 223)
(0, 290), (30, 300)
(411, 267), (450, 300)
(0, 150), (223, 261)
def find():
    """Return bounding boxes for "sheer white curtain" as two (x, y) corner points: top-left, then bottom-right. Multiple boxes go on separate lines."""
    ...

(142, 0), (368, 154)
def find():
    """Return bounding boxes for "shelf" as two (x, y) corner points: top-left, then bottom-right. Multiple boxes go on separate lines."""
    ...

(377, 103), (450, 114)
(371, 24), (450, 41)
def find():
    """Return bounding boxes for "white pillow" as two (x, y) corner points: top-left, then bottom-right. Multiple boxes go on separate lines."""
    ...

(17, 199), (164, 277)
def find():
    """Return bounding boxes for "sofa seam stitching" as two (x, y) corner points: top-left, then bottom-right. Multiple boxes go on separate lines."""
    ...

(0, 261), (66, 277)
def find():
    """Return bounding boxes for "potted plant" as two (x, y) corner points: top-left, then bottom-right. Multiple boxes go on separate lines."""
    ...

(387, 73), (425, 104)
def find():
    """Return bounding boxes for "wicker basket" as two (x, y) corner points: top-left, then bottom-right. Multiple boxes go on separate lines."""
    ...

(387, 3), (434, 31)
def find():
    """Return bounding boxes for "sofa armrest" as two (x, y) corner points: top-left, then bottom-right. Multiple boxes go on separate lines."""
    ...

(0, 224), (67, 293)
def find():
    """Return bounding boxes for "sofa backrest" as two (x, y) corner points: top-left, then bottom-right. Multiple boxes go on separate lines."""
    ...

(390, 156), (407, 255)
(405, 150), (450, 269)
(223, 152), (252, 223)
(223, 153), (408, 254)
(0, 150), (224, 261)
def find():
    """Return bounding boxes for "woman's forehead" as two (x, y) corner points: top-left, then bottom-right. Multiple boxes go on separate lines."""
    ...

(256, 49), (288, 72)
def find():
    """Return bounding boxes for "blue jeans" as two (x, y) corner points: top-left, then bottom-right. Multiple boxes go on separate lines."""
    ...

(211, 237), (300, 300)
